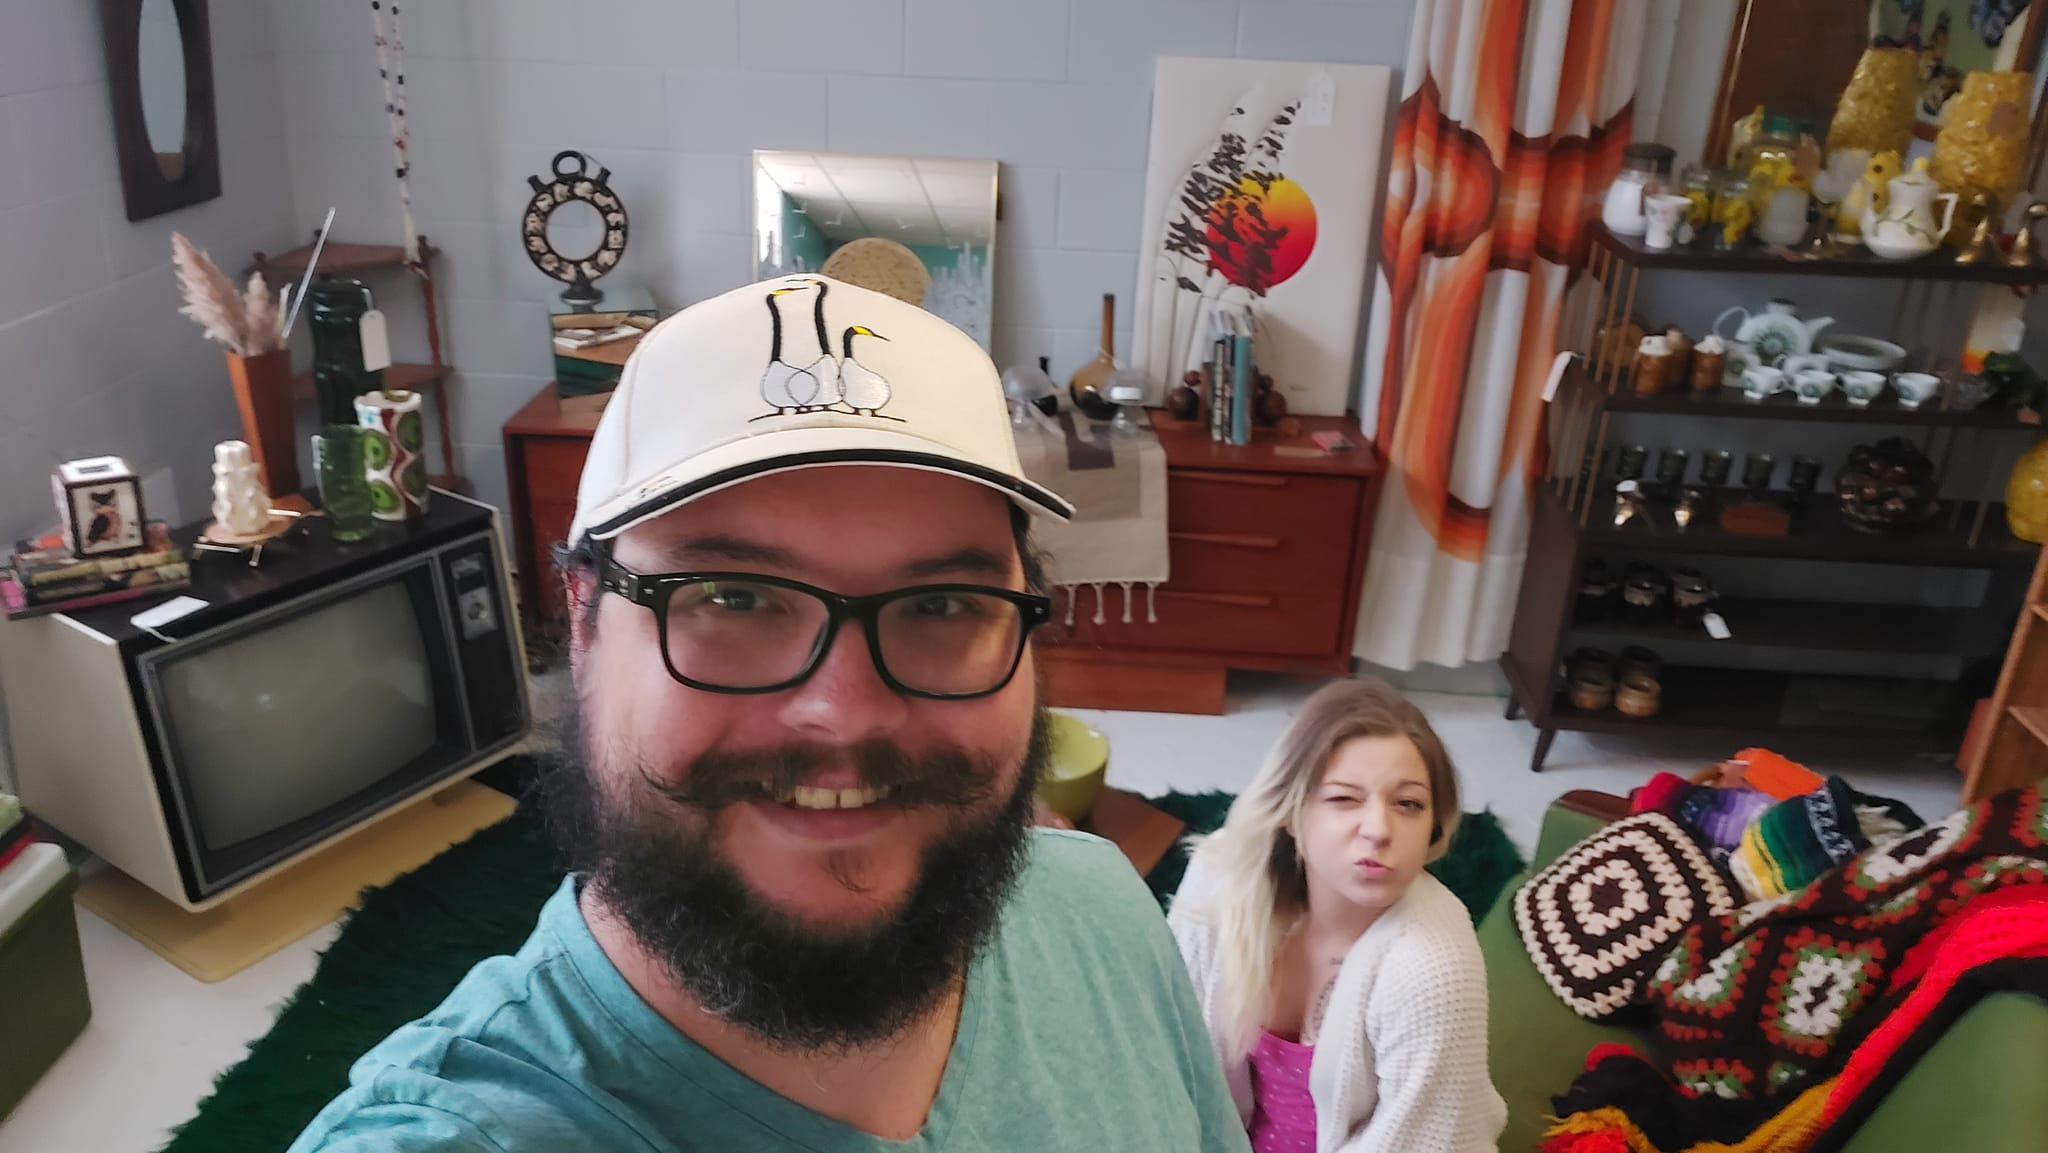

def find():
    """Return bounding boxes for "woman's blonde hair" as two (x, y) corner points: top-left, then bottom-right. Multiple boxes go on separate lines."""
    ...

(1186, 677), (1461, 1059)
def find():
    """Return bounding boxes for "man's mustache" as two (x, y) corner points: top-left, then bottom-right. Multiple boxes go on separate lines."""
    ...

(642, 741), (1001, 811)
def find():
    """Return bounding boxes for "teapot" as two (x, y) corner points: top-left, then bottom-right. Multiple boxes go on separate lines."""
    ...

(1713, 299), (1836, 367)
(1862, 157), (1958, 260)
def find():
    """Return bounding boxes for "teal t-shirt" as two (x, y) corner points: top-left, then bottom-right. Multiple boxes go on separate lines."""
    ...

(288, 829), (1251, 1152)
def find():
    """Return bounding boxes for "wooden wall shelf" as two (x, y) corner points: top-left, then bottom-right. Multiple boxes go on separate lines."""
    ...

(251, 232), (462, 494)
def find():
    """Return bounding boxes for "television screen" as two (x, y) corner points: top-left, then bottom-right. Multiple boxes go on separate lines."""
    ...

(155, 578), (440, 853)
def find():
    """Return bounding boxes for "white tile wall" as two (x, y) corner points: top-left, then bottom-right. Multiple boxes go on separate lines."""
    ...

(739, 0), (908, 75)
(251, 0), (1431, 512)
(0, 0), (295, 790)
(0, 1), (294, 544)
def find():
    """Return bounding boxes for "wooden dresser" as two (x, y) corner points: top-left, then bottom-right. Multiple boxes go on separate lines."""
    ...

(502, 384), (1383, 711)
(1036, 410), (1382, 714)
(502, 383), (605, 640)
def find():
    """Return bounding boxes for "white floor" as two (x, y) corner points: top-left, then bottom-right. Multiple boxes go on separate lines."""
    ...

(0, 676), (1969, 1153)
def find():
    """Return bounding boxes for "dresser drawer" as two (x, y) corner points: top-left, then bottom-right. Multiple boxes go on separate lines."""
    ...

(1165, 471), (1362, 596)
(1045, 586), (1345, 658)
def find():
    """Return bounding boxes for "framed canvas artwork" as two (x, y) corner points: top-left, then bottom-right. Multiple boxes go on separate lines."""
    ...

(1131, 57), (1392, 417)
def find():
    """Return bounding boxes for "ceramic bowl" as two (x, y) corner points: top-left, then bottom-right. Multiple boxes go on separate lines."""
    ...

(1820, 334), (1908, 373)
(1036, 711), (1108, 821)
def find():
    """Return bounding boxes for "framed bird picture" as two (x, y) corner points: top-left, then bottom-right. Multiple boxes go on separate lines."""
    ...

(51, 456), (147, 559)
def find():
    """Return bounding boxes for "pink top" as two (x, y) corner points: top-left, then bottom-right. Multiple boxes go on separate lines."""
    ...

(1247, 1029), (1318, 1152)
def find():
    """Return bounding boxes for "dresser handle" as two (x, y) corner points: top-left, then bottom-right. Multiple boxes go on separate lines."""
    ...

(1158, 590), (1276, 609)
(1176, 469), (1289, 488)
(1170, 531), (1282, 550)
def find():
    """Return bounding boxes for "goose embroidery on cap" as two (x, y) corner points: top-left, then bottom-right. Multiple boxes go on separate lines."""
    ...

(756, 278), (900, 422)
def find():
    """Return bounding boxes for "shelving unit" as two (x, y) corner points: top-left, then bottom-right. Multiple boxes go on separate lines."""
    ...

(252, 236), (464, 494)
(1590, 223), (2048, 287)
(1504, 226), (2045, 772)
(1961, 547), (2048, 802)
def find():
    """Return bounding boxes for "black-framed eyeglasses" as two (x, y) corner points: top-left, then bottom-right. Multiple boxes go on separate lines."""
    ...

(595, 548), (1053, 699)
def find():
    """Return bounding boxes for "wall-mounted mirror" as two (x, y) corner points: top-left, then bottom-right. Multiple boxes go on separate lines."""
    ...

(753, 151), (997, 349)
(103, 0), (220, 221)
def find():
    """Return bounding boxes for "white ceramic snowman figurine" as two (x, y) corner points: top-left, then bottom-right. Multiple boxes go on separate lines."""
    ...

(211, 440), (270, 535)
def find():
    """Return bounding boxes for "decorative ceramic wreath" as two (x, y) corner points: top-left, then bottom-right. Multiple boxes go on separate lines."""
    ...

(522, 150), (628, 304)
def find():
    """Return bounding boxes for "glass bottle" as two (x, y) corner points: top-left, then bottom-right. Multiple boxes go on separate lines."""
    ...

(306, 276), (383, 540)
(1746, 115), (1799, 208)
(307, 277), (384, 428)
(1681, 168), (1715, 232)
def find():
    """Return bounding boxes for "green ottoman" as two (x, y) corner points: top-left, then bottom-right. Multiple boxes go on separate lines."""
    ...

(0, 842), (91, 1121)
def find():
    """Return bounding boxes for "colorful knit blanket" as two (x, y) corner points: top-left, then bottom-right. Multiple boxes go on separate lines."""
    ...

(1543, 784), (2048, 1153)
(1728, 776), (1922, 903)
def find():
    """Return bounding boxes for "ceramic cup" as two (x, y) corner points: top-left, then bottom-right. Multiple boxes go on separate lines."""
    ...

(1893, 371), (1941, 410)
(1742, 365), (1788, 401)
(1841, 370), (1886, 407)
(1643, 194), (1692, 251)
(1699, 449), (1733, 488)
(1793, 369), (1838, 405)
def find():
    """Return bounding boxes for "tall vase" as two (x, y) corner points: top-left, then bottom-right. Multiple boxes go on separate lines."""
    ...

(224, 348), (298, 497)
(354, 390), (429, 521)
(2007, 437), (2048, 544)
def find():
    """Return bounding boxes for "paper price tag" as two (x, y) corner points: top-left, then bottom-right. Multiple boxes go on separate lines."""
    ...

(1302, 73), (1335, 127)
(1703, 612), (1731, 640)
(360, 309), (393, 373)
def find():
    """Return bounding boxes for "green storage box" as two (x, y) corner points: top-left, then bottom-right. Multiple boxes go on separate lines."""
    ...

(0, 842), (91, 1121)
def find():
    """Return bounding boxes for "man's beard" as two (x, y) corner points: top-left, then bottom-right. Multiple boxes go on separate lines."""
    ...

(537, 703), (1048, 1053)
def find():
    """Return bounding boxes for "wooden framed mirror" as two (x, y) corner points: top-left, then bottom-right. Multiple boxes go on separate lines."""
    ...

(103, 0), (221, 221)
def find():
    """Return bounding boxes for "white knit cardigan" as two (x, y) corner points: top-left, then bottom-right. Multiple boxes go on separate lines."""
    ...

(1168, 857), (1507, 1153)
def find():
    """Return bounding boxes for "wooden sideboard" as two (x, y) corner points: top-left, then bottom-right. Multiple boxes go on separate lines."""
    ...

(501, 384), (1384, 710)
(1036, 410), (1383, 714)
(502, 382), (605, 641)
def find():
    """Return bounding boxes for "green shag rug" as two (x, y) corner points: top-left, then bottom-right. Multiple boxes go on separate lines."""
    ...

(161, 785), (1522, 1152)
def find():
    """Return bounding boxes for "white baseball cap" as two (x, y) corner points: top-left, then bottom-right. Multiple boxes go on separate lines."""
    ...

(569, 274), (1073, 547)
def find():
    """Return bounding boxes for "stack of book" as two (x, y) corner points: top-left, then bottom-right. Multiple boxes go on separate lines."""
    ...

(1203, 308), (1257, 446)
(2, 521), (189, 620)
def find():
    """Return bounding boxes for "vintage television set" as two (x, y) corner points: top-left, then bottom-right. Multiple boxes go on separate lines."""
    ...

(0, 493), (529, 910)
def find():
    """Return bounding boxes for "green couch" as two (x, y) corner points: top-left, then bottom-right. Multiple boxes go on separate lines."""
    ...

(1477, 792), (2048, 1153)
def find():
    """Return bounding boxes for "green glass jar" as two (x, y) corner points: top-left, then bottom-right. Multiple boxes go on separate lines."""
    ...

(314, 424), (374, 542)
(307, 276), (384, 427)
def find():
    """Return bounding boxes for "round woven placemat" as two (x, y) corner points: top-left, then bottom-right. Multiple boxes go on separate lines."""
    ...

(821, 237), (930, 305)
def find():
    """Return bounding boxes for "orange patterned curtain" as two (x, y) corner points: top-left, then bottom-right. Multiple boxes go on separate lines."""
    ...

(1353, 0), (1643, 670)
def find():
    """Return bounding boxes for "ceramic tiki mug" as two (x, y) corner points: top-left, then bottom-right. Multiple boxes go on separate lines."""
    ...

(354, 390), (430, 520)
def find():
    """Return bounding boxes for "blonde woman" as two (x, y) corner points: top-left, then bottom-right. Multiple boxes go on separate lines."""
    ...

(1170, 678), (1506, 1153)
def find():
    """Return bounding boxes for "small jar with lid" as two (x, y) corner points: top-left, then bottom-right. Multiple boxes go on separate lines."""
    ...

(1603, 142), (1677, 237)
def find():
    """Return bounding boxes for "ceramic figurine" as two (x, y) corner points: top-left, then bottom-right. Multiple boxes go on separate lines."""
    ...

(1727, 104), (1766, 171)
(210, 441), (270, 536)
(2009, 201), (2048, 268)
(1714, 299), (1835, 367)
(1835, 149), (1903, 245)
(1862, 157), (1959, 260)
(1953, 192), (2001, 265)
